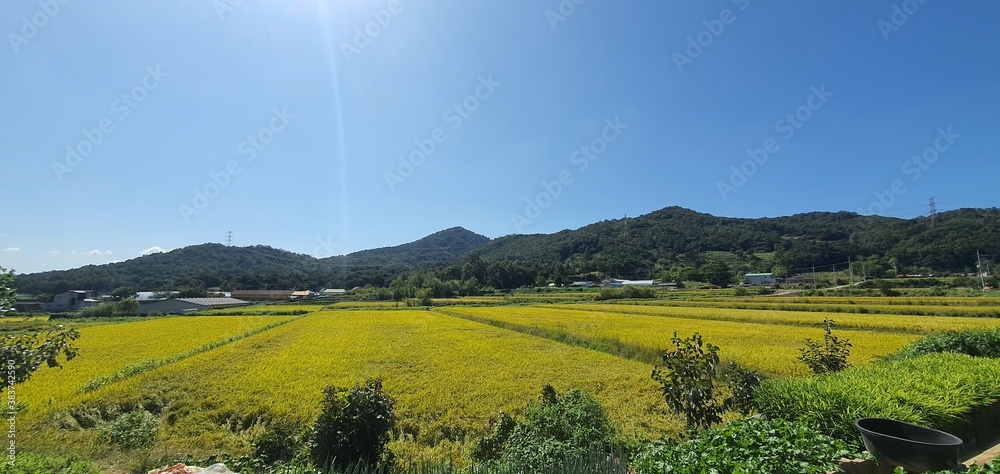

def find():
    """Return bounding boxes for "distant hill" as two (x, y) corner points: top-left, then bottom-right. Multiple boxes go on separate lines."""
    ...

(322, 227), (490, 268)
(474, 206), (1000, 280)
(13, 227), (490, 295)
(12, 207), (999, 294)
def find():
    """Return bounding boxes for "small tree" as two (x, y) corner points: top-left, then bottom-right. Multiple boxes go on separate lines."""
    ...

(652, 332), (728, 432)
(3, 325), (81, 386)
(799, 319), (852, 374)
(309, 378), (395, 471)
(1, 267), (81, 386)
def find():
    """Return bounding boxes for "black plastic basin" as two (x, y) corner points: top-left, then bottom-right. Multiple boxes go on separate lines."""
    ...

(855, 418), (964, 473)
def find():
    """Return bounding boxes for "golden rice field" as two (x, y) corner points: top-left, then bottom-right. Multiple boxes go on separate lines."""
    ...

(22, 310), (675, 461)
(571, 303), (1000, 333)
(621, 298), (1000, 317)
(15, 296), (1000, 467)
(436, 305), (1000, 377)
(17, 315), (297, 421)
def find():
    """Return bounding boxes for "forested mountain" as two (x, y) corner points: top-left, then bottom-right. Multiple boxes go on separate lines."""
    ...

(11, 207), (999, 295)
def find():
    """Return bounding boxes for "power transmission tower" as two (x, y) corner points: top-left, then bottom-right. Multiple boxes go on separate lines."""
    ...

(225, 231), (234, 246)
(929, 197), (937, 226)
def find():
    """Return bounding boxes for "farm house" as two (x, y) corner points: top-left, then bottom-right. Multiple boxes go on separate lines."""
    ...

(743, 273), (777, 286)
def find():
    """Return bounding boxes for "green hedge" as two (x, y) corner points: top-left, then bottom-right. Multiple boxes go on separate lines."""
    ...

(755, 353), (1000, 445)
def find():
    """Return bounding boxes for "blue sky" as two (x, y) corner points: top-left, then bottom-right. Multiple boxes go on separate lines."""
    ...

(2, 0), (998, 274)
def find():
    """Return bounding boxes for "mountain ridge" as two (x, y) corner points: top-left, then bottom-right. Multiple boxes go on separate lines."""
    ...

(12, 206), (999, 294)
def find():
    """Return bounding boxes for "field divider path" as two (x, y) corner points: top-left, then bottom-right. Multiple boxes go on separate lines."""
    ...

(432, 308), (661, 365)
(620, 299), (1000, 319)
(78, 314), (309, 393)
(559, 303), (988, 335)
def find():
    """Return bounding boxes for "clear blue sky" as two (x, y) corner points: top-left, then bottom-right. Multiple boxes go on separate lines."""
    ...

(2, 1), (998, 273)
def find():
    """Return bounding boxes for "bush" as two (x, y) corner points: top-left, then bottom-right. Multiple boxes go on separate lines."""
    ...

(473, 385), (618, 473)
(309, 379), (395, 471)
(252, 418), (307, 465)
(798, 319), (852, 374)
(755, 353), (1000, 446)
(632, 417), (851, 474)
(721, 362), (763, 416)
(98, 410), (158, 449)
(0, 452), (99, 474)
(651, 332), (728, 432)
(897, 328), (1000, 359)
(732, 287), (748, 297)
(595, 286), (656, 301)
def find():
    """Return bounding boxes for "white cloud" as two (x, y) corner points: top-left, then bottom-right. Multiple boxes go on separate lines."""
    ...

(88, 249), (112, 256)
(48, 250), (60, 254)
(141, 246), (166, 256)
(3, 247), (20, 253)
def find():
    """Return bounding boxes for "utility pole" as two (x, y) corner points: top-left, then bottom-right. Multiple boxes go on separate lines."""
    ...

(978, 250), (987, 291)
(225, 230), (234, 246)
(860, 259), (867, 281)
(848, 258), (854, 287)
(832, 264), (836, 287)
(812, 265), (817, 290)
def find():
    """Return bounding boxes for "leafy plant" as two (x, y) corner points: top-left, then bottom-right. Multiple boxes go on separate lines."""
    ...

(2, 324), (80, 385)
(0, 266), (15, 315)
(651, 332), (727, 432)
(474, 385), (619, 474)
(308, 378), (396, 471)
(755, 352), (1000, 446)
(632, 417), (852, 474)
(98, 410), (158, 449)
(470, 411), (516, 462)
(721, 361), (763, 416)
(798, 318), (852, 374)
(897, 328), (1000, 359)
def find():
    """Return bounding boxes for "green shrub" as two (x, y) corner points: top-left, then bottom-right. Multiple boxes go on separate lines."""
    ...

(252, 418), (308, 465)
(897, 328), (1000, 359)
(924, 462), (1000, 473)
(651, 332), (728, 432)
(732, 287), (748, 297)
(721, 362), (763, 416)
(632, 417), (851, 474)
(470, 412), (516, 462)
(595, 286), (656, 301)
(755, 353), (1000, 446)
(309, 379), (395, 471)
(0, 452), (99, 474)
(474, 385), (618, 474)
(98, 410), (158, 449)
(798, 319), (852, 374)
